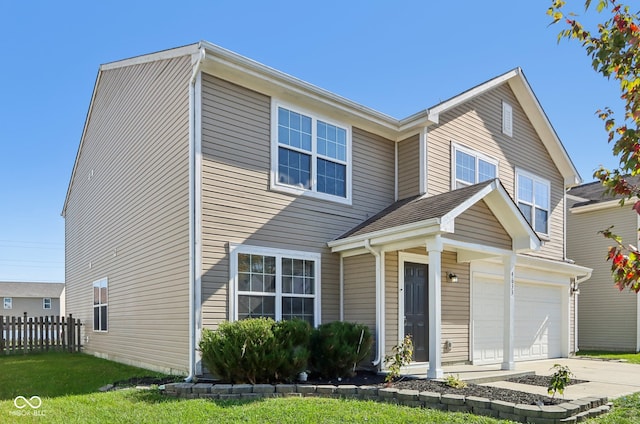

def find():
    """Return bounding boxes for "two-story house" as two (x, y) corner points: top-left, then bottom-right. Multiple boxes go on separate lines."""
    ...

(62, 41), (591, 378)
(0, 282), (65, 317)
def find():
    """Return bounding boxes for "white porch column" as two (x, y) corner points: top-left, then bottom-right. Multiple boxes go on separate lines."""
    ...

(426, 236), (443, 379)
(502, 254), (516, 370)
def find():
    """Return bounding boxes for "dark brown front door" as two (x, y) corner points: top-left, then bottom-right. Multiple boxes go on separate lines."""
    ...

(404, 262), (428, 362)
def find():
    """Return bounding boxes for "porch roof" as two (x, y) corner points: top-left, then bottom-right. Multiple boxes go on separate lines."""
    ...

(328, 179), (541, 254)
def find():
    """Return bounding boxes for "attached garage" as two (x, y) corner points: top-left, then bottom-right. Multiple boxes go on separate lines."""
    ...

(472, 271), (564, 365)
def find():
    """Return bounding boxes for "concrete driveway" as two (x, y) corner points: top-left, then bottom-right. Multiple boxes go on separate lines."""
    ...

(483, 358), (640, 400)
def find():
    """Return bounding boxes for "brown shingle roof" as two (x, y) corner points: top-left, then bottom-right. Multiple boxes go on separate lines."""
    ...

(336, 180), (495, 240)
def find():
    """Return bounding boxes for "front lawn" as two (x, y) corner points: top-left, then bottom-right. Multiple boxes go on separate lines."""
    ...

(0, 351), (637, 423)
(577, 351), (640, 365)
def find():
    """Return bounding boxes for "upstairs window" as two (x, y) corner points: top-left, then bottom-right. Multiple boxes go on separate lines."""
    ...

(272, 102), (351, 203)
(517, 170), (550, 235)
(43, 298), (52, 310)
(452, 144), (498, 189)
(93, 278), (108, 332)
(3, 297), (12, 309)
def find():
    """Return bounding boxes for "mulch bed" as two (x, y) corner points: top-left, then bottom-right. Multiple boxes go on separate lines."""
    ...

(306, 371), (586, 406)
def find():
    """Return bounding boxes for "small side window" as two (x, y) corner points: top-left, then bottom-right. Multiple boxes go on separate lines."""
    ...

(3, 297), (12, 309)
(502, 102), (513, 137)
(43, 298), (52, 310)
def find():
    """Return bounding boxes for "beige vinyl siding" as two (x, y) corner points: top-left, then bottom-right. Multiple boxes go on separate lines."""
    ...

(199, 75), (395, 329)
(1, 297), (62, 317)
(385, 251), (399, 355)
(448, 200), (512, 250)
(567, 202), (639, 351)
(64, 55), (192, 374)
(397, 135), (421, 199)
(427, 83), (564, 260)
(343, 254), (376, 330)
(441, 251), (470, 363)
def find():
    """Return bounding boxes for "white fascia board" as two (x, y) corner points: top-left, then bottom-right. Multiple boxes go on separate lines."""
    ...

(327, 218), (442, 252)
(515, 255), (592, 277)
(423, 69), (519, 125)
(100, 44), (200, 71)
(199, 41), (400, 140)
(570, 199), (623, 214)
(507, 72), (581, 187)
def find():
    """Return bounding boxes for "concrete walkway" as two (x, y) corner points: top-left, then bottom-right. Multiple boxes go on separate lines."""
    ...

(405, 358), (640, 400)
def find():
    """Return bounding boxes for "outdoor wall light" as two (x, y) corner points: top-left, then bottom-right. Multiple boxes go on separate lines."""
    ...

(448, 273), (458, 283)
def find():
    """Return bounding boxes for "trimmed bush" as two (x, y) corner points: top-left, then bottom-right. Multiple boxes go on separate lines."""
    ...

(310, 321), (372, 378)
(199, 318), (310, 384)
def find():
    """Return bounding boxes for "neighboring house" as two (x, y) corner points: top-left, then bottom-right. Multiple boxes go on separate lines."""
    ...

(0, 282), (65, 317)
(62, 41), (591, 377)
(567, 178), (640, 352)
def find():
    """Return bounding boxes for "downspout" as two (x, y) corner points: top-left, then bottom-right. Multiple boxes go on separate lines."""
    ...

(572, 271), (592, 354)
(339, 256), (344, 321)
(364, 240), (385, 367)
(186, 45), (206, 382)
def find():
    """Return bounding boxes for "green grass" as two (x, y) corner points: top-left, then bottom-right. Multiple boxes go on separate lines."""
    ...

(0, 391), (510, 424)
(577, 350), (640, 365)
(586, 393), (640, 423)
(0, 351), (169, 400)
(0, 351), (638, 423)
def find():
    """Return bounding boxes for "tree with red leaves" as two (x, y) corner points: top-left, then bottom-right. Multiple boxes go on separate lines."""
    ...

(549, 0), (640, 292)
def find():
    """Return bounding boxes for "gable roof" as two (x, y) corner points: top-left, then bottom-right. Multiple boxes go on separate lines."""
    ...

(403, 68), (580, 187)
(0, 282), (65, 298)
(329, 179), (540, 254)
(62, 43), (580, 216)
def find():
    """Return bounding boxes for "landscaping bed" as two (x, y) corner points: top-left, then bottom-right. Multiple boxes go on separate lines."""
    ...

(305, 371), (576, 406)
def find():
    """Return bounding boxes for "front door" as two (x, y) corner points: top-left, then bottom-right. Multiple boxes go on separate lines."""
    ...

(404, 262), (428, 362)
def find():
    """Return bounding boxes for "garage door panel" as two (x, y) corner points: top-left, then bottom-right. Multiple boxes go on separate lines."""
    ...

(473, 275), (562, 364)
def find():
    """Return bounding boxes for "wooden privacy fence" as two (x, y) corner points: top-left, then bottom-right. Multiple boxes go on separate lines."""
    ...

(0, 313), (82, 354)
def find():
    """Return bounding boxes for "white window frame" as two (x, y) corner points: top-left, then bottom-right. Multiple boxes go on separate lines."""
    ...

(43, 298), (52, 310)
(3, 297), (12, 309)
(92, 277), (108, 332)
(502, 101), (513, 137)
(270, 100), (352, 205)
(229, 244), (321, 327)
(451, 143), (499, 189)
(516, 168), (551, 236)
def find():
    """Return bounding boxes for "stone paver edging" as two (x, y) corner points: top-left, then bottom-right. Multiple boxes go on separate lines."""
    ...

(161, 382), (612, 423)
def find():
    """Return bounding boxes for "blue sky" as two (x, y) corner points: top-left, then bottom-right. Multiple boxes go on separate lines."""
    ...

(0, 1), (624, 282)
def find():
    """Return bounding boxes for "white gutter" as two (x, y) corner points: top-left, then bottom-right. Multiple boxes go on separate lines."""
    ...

(186, 45), (205, 382)
(364, 240), (385, 367)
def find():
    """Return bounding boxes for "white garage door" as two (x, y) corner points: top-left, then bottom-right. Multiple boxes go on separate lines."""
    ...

(473, 276), (563, 364)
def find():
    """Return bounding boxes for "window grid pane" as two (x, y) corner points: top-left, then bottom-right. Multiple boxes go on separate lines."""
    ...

(317, 120), (346, 161)
(282, 258), (314, 295)
(317, 158), (346, 197)
(278, 107), (312, 151)
(518, 175), (533, 203)
(456, 150), (475, 184)
(278, 147), (311, 189)
(478, 159), (496, 182)
(238, 295), (276, 320)
(238, 254), (276, 293)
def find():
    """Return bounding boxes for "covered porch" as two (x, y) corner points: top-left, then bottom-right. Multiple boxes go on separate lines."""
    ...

(328, 180), (584, 378)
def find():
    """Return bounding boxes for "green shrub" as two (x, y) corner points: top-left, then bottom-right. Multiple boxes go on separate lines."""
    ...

(310, 321), (372, 378)
(199, 318), (311, 384)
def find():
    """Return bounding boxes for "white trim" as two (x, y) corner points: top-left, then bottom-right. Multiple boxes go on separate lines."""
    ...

(516, 168), (551, 237)
(570, 198), (622, 214)
(420, 128), (427, 195)
(270, 99), (352, 205)
(398, 252), (430, 347)
(92, 277), (108, 332)
(450, 142), (499, 190)
(228, 244), (321, 327)
(394, 142), (398, 201)
(100, 44), (199, 71)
